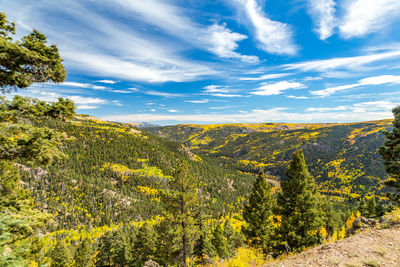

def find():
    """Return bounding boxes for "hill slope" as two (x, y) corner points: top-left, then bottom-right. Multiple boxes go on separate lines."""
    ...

(267, 225), (400, 267)
(21, 115), (255, 230)
(147, 120), (393, 200)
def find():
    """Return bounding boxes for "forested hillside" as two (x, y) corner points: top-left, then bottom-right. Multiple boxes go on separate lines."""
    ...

(25, 115), (257, 229)
(147, 121), (392, 201)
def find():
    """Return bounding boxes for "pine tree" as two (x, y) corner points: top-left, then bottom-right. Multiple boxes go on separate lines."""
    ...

(159, 160), (200, 266)
(111, 230), (131, 267)
(133, 223), (156, 264)
(366, 197), (377, 218)
(275, 150), (324, 254)
(50, 240), (73, 267)
(379, 105), (400, 202)
(0, 12), (66, 93)
(74, 239), (93, 267)
(211, 224), (230, 259)
(242, 171), (274, 254)
(193, 207), (215, 265)
(96, 231), (113, 267)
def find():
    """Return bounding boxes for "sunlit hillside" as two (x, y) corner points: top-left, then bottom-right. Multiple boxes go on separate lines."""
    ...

(148, 120), (393, 201)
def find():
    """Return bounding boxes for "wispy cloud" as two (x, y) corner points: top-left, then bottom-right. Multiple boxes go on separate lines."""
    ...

(311, 74), (400, 97)
(282, 49), (400, 72)
(185, 99), (209, 104)
(339, 0), (400, 38)
(209, 93), (242, 97)
(207, 24), (259, 63)
(307, 0), (336, 40)
(96, 80), (118, 84)
(235, 0), (298, 55)
(5, 0), (218, 83)
(239, 73), (292, 81)
(250, 81), (305, 96)
(77, 105), (100, 110)
(203, 85), (230, 93)
(143, 91), (185, 98)
(287, 95), (310, 99)
(167, 109), (178, 113)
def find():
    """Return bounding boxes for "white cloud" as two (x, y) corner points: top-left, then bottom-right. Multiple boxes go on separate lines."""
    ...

(76, 105), (100, 110)
(282, 50), (400, 72)
(307, 0), (336, 40)
(306, 106), (348, 112)
(203, 85), (230, 93)
(2, 0), (218, 83)
(207, 24), (259, 63)
(143, 91), (185, 98)
(236, 0), (297, 55)
(209, 93), (242, 97)
(167, 109), (178, 113)
(287, 95), (310, 99)
(250, 81), (305, 96)
(68, 95), (107, 105)
(303, 76), (323, 81)
(96, 80), (118, 84)
(110, 0), (257, 63)
(312, 74), (400, 96)
(239, 73), (292, 81)
(339, 0), (400, 38)
(185, 99), (209, 104)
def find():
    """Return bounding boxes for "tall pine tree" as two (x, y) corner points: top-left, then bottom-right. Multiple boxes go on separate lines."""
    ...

(379, 105), (400, 203)
(74, 239), (93, 267)
(275, 150), (324, 254)
(242, 171), (274, 254)
(159, 160), (200, 266)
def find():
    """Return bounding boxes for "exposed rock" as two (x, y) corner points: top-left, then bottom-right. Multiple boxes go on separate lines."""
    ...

(143, 259), (160, 267)
(347, 216), (376, 236)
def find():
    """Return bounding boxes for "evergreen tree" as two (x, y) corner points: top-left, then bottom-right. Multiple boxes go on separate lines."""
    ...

(50, 240), (73, 267)
(111, 230), (131, 267)
(193, 207), (215, 265)
(275, 150), (324, 254)
(74, 239), (93, 267)
(0, 12), (66, 93)
(211, 224), (230, 259)
(366, 197), (377, 218)
(223, 219), (235, 253)
(358, 197), (368, 216)
(96, 231), (113, 267)
(379, 105), (400, 202)
(133, 223), (156, 265)
(159, 160), (200, 266)
(242, 171), (274, 254)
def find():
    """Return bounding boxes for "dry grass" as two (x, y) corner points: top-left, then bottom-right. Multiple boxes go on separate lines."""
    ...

(265, 225), (400, 267)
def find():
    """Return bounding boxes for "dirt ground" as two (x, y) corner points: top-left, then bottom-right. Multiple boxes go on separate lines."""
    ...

(266, 225), (400, 267)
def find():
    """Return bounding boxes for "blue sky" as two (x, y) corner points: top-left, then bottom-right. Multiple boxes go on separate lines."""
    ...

(2, 0), (400, 125)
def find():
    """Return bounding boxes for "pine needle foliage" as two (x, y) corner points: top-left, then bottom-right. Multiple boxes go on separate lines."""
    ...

(275, 150), (324, 254)
(379, 105), (400, 202)
(242, 171), (274, 254)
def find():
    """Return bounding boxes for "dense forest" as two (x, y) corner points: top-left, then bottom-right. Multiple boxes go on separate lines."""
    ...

(1, 11), (400, 267)
(147, 120), (392, 201)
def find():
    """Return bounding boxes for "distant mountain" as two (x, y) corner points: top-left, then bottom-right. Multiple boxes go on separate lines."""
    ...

(146, 120), (393, 200)
(127, 122), (160, 128)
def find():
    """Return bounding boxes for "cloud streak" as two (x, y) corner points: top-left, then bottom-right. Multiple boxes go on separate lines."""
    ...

(339, 0), (400, 38)
(250, 81), (305, 96)
(311, 74), (400, 96)
(236, 0), (298, 55)
(307, 0), (336, 40)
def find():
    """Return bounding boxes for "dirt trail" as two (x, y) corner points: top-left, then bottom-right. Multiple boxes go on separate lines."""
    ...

(267, 225), (400, 267)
